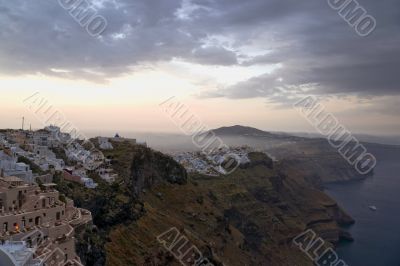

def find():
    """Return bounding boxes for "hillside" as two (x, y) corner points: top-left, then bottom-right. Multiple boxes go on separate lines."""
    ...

(207, 125), (283, 138)
(104, 152), (353, 265)
(54, 141), (187, 265)
(53, 140), (355, 266)
(206, 125), (373, 183)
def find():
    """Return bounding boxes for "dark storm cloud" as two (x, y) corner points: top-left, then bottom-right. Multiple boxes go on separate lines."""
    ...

(192, 0), (400, 100)
(0, 0), (193, 80)
(0, 0), (399, 99)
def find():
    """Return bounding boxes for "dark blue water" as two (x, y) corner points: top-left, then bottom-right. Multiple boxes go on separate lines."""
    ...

(325, 145), (400, 266)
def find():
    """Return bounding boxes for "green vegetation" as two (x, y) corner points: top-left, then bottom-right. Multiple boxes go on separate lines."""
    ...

(59, 194), (67, 204)
(50, 146), (71, 165)
(52, 142), (186, 266)
(53, 171), (142, 265)
(17, 156), (46, 175)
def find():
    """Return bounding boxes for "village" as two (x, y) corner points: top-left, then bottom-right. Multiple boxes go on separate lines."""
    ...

(0, 126), (129, 189)
(0, 126), (137, 265)
(172, 146), (253, 176)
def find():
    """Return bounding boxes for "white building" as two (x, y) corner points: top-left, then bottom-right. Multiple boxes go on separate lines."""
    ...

(9, 146), (27, 158)
(32, 127), (61, 148)
(66, 144), (89, 162)
(31, 145), (65, 171)
(63, 167), (98, 189)
(98, 137), (113, 150)
(97, 168), (117, 183)
(81, 177), (98, 189)
(32, 132), (49, 147)
(0, 241), (41, 266)
(0, 151), (33, 184)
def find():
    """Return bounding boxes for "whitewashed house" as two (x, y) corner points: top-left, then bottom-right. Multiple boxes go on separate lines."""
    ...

(0, 151), (34, 184)
(32, 131), (50, 147)
(69, 167), (98, 189)
(0, 241), (41, 266)
(81, 177), (98, 189)
(32, 145), (65, 171)
(98, 137), (113, 150)
(97, 167), (118, 183)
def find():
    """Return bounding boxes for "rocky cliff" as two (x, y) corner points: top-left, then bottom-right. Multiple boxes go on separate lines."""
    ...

(56, 141), (354, 266)
(103, 148), (353, 265)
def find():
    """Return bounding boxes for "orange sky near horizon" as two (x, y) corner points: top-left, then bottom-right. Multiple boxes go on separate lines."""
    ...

(0, 69), (399, 136)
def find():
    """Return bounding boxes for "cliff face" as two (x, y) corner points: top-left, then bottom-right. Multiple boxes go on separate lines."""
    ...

(104, 151), (353, 266)
(55, 141), (354, 266)
(268, 139), (372, 184)
(206, 126), (374, 184)
(55, 141), (188, 266)
(128, 144), (187, 195)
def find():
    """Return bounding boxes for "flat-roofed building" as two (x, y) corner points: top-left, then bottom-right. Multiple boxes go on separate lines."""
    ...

(0, 151), (33, 184)
(111, 134), (137, 145)
(0, 241), (41, 266)
(0, 176), (91, 265)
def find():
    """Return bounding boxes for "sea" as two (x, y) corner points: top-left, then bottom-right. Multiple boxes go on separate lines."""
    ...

(325, 144), (400, 266)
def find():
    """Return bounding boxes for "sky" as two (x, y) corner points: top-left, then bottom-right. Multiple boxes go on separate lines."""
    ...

(0, 0), (399, 136)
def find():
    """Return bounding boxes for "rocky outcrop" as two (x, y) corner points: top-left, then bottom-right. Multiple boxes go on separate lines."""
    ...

(128, 145), (187, 195)
(104, 151), (354, 266)
(241, 152), (274, 169)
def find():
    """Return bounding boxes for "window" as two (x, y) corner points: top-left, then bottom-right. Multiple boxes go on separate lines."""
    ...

(3, 222), (8, 232)
(27, 237), (32, 248)
(56, 212), (61, 220)
(18, 191), (23, 208)
(35, 216), (41, 226)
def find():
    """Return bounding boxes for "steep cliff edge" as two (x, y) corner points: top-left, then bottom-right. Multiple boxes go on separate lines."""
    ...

(206, 126), (374, 184)
(55, 142), (354, 265)
(104, 150), (353, 266)
(273, 139), (372, 184)
(55, 141), (188, 265)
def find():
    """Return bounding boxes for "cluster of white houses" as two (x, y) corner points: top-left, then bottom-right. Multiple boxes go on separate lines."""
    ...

(0, 128), (98, 265)
(0, 127), (99, 188)
(173, 146), (252, 176)
(0, 127), (144, 265)
(0, 127), (144, 190)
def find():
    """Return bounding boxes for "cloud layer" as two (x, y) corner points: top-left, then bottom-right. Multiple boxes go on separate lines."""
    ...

(0, 0), (399, 103)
